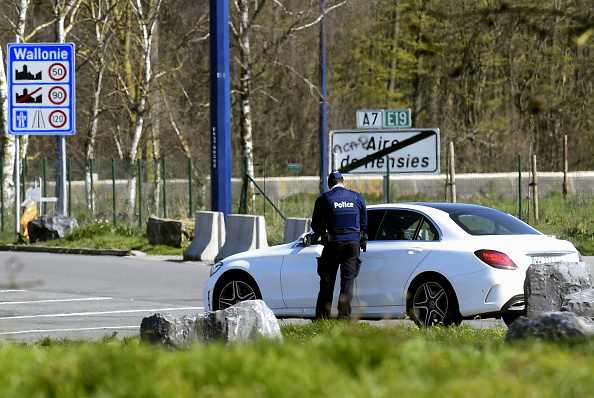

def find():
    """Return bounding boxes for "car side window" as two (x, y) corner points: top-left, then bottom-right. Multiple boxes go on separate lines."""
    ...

(376, 210), (423, 241)
(416, 219), (439, 241)
(365, 209), (385, 241)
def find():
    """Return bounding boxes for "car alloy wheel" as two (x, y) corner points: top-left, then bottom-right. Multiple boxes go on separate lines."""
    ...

(410, 279), (459, 327)
(217, 279), (258, 310)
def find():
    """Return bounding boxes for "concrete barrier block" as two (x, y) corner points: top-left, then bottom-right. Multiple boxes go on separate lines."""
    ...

(283, 217), (311, 243)
(183, 211), (225, 262)
(215, 214), (268, 262)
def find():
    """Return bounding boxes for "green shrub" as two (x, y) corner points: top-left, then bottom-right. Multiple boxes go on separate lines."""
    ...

(1, 323), (593, 397)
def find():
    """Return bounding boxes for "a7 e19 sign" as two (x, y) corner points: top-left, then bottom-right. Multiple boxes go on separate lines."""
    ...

(8, 43), (75, 135)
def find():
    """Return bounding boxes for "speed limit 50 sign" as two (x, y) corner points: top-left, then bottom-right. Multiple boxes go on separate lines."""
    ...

(7, 43), (75, 135)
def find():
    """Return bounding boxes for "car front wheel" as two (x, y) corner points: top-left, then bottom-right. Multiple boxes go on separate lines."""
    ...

(409, 277), (461, 327)
(213, 275), (261, 311)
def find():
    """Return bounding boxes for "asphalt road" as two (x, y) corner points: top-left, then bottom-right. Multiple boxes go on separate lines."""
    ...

(0, 252), (212, 343)
(0, 252), (592, 343)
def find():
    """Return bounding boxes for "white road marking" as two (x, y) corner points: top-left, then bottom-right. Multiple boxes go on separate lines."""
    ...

(0, 326), (139, 336)
(0, 307), (204, 320)
(0, 297), (113, 305)
(0, 290), (27, 293)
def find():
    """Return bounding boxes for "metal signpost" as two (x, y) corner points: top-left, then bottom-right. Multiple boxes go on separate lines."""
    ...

(209, 0), (232, 217)
(7, 43), (75, 231)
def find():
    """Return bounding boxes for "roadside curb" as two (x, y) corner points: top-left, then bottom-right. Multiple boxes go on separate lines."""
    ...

(0, 244), (131, 256)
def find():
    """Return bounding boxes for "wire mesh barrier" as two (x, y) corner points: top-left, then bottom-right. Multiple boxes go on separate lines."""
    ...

(3, 157), (594, 233)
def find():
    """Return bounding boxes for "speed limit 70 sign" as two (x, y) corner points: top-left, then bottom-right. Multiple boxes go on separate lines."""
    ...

(7, 43), (75, 135)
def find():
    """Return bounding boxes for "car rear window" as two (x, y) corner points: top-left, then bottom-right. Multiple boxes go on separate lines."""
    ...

(449, 209), (541, 236)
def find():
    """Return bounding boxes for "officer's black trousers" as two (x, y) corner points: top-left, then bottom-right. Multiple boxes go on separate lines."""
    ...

(315, 240), (362, 320)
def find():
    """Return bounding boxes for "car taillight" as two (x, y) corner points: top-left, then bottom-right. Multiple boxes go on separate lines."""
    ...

(475, 249), (518, 270)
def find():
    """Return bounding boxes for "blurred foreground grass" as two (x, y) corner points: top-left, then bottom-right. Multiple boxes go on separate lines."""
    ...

(0, 321), (593, 397)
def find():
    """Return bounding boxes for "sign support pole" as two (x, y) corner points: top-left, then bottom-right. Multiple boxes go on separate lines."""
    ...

(14, 36), (20, 234)
(14, 120), (20, 235)
(319, 0), (328, 193)
(56, 16), (67, 215)
(209, 0), (232, 217)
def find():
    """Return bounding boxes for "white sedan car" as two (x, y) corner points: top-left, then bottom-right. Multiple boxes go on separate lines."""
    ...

(203, 203), (581, 326)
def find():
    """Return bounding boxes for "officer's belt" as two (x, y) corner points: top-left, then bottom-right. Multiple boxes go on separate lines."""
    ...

(331, 232), (361, 239)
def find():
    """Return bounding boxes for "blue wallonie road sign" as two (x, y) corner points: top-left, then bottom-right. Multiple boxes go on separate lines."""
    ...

(8, 43), (75, 135)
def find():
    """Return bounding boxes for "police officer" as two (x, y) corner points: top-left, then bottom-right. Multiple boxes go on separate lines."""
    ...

(311, 169), (367, 320)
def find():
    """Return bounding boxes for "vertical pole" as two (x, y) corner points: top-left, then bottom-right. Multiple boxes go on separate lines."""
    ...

(22, 158), (26, 201)
(244, 156), (249, 215)
(262, 158), (268, 218)
(318, 0), (328, 194)
(532, 155), (539, 222)
(138, 159), (143, 228)
(444, 144), (449, 202)
(67, 158), (71, 217)
(210, 0), (232, 217)
(112, 159), (117, 227)
(162, 158), (167, 218)
(385, 155), (391, 203)
(563, 135), (568, 197)
(188, 158), (193, 218)
(90, 158), (94, 217)
(15, 140), (19, 235)
(518, 154), (522, 221)
(449, 141), (456, 203)
(43, 158), (47, 214)
(59, 137), (67, 215)
(55, 9), (68, 216)
(15, 36), (21, 235)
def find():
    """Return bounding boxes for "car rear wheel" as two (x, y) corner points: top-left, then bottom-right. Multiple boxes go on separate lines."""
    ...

(409, 277), (461, 327)
(213, 274), (261, 311)
(502, 313), (520, 326)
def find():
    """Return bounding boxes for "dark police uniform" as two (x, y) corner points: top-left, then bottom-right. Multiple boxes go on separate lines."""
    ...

(311, 169), (367, 320)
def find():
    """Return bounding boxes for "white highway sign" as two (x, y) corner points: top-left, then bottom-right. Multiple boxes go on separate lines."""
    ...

(331, 128), (440, 174)
(8, 43), (75, 135)
(356, 109), (383, 128)
(357, 108), (412, 129)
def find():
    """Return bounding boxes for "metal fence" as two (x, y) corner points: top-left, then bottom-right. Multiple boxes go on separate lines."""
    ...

(4, 157), (593, 233)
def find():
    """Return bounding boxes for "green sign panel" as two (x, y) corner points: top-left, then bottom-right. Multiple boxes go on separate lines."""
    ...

(287, 163), (302, 173)
(384, 108), (411, 128)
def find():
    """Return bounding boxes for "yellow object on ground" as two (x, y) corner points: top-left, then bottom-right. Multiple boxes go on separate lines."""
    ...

(21, 202), (38, 239)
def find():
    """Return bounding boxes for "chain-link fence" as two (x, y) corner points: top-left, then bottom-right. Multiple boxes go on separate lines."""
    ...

(4, 157), (593, 233)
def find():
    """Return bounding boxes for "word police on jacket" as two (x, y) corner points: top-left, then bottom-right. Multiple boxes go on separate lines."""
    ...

(334, 201), (354, 208)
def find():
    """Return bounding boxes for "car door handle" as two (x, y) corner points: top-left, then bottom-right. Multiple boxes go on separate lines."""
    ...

(407, 248), (423, 254)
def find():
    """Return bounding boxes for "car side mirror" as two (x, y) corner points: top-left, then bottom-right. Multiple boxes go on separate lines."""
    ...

(298, 231), (315, 247)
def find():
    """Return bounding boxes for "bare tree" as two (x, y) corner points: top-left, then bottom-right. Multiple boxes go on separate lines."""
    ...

(108, 0), (163, 217)
(77, 0), (118, 215)
(0, 0), (31, 215)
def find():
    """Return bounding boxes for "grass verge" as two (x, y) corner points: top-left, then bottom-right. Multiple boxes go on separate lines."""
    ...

(1, 321), (593, 397)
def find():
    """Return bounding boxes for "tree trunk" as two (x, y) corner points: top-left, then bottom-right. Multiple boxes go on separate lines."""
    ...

(123, 0), (161, 218)
(0, 45), (15, 212)
(238, 0), (255, 211)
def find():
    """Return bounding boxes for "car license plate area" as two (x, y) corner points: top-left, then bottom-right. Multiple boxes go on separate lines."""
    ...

(531, 256), (562, 264)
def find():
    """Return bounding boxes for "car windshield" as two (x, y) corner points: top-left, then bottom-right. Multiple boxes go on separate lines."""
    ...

(448, 208), (540, 236)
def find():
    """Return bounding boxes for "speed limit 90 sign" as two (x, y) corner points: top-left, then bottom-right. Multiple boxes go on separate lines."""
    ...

(7, 43), (75, 135)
